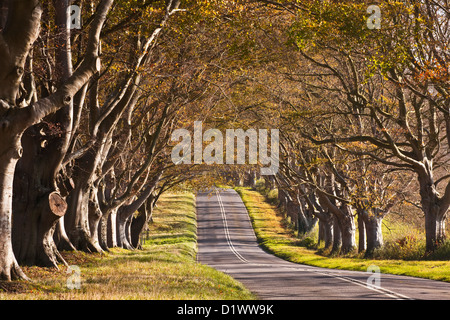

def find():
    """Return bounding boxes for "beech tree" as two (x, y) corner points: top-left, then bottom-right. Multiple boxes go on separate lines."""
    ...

(0, 0), (113, 280)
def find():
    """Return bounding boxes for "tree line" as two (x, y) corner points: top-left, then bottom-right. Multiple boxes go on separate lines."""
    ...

(0, 0), (243, 281)
(0, 0), (448, 282)
(227, 0), (449, 257)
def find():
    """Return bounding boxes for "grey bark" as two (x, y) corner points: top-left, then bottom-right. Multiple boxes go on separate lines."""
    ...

(318, 191), (356, 254)
(116, 183), (158, 249)
(130, 197), (154, 249)
(12, 0), (75, 268)
(3, 0), (111, 279)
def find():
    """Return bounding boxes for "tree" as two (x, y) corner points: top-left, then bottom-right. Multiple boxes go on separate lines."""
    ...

(0, 0), (112, 280)
(60, 0), (184, 253)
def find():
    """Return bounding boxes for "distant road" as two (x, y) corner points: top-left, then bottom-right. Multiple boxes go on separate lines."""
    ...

(196, 188), (450, 300)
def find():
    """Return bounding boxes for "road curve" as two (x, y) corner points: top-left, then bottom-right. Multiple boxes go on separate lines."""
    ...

(196, 188), (450, 300)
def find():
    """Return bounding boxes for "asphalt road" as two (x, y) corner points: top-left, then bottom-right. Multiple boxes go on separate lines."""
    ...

(196, 188), (450, 300)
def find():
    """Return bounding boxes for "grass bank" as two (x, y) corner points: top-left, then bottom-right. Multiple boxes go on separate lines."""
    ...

(235, 187), (450, 283)
(0, 192), (255, 300)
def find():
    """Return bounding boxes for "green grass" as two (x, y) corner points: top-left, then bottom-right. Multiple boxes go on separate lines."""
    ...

(0, 192), (255, 300)
(235, 187), (450, 283)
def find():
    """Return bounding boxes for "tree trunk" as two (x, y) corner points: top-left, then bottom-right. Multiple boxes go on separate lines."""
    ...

(115, 184), (156, 249)
(318, 216), (334, 250)
(306, 191), (332, 248)
(116, 211), (134, 250)
(337, 207), (356, 254)
(364, 214), (383, 255)
(97, 213), (109, 251)
(318, 190), (356, 254)
(286, 198), (298, 229)
(54, 216), (76, 251)
(297, 194), (318, 236)
(12, 184), (67, 268)
(358, 212), (366, 253)
(130, 198), (154, 249)
(357, 206), (384, 256)
(423, 201), (447, 252)
(0, 150), (28, 280)
(125, 217), (133, 248)
(12, 121), (72, 268)
(331, 215), (342, 253)
(36, 192), (68, 267)
(277, 189), (288, 210)
(321, 218), (333, 249)
(130, 206), (148, 249)
(65, 184), (102, 252)
(88, 189), (103, 252)
(65, 135), (108, 253)
(106, 208), (118, 248)
(417, 163), (448, 252)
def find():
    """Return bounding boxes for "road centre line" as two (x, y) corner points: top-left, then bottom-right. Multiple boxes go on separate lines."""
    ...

(216, 189), (249, 263)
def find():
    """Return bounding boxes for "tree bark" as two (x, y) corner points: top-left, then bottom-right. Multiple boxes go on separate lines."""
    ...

(12, 148), (69, 268)
(285, 197), (298, 229)
(54, 216), (76, 251)
(106, 208), (118, 248)
(331, 215), (342, 253)
(364, 213), (384, 255)
(116, 213), (134, 250)
(336, 205), (356, 254)
(357, 212), (366, 253)
(319, 218), (333, 249)
(116, 184), (156, 249)
(318, 192), (356, 254)
(0, 0), (42, 280)
(65, 182), (103, 252)
(0, 149), (28, 280)
(418, 171), (448, 252)
(130, 203), (149, 249)
(130, 195), (156, 249)
(297, 195), (317, 236)
(412, 158), (450, 252)
(88, 187), (103, 252)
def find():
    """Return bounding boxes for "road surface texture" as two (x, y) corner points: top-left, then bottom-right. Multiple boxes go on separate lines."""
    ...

(196, 188), (450, 300)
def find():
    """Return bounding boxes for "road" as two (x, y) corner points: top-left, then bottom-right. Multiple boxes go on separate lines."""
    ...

(196, 188), (450, 300)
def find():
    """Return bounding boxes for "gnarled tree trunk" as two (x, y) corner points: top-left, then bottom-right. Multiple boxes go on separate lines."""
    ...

(318, 192), (356, 254)
(106, 208), (118, 248)
(296, 194), (317, 236)
(0, 0), (114, 280)
(116, 184), (156, 249)
(357, 206), (384, 256)
(417, 164), (449, 252)
(0, 149), (28, 280)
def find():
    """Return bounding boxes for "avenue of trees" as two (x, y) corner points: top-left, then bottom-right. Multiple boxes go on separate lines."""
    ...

(0, 0), (448, 281)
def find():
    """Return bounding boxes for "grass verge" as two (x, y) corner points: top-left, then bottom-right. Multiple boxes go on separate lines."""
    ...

(235, 187), (450, 283)
(0, 192), (255, 300)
